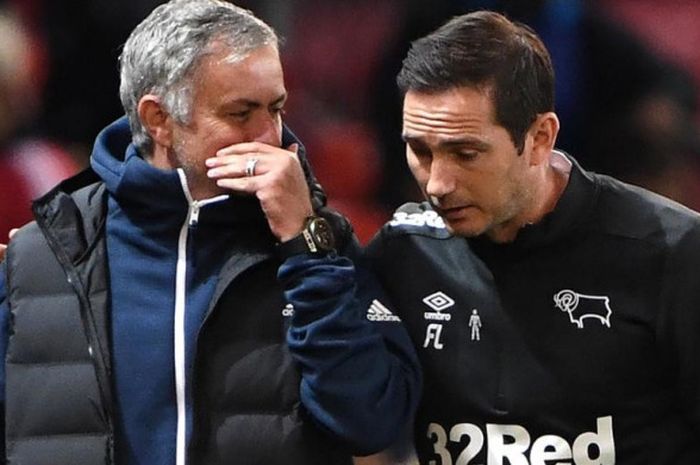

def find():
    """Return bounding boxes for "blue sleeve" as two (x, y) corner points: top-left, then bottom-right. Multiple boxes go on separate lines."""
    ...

(278, 245), (422, 456)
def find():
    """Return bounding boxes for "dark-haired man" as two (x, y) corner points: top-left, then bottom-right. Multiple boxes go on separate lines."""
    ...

(367, 10), (700, 464)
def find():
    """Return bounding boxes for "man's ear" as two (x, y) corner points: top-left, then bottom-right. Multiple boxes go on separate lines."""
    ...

(137, 95), (173, 148)
(528, 112), (560, 166)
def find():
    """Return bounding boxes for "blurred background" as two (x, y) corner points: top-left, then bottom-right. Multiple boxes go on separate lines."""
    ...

(1, 0), (699, 243)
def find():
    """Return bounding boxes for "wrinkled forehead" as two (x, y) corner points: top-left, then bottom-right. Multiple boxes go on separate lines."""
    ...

(402, 86), (498, 138)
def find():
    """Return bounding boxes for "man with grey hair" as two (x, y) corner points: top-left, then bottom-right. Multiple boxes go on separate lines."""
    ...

(0, 1), (421, 464)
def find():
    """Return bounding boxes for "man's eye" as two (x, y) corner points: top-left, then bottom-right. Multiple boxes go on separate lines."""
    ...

(229, 110), (250, 119)
(271, 107), (286, 116)
(458, 151), (479, 160)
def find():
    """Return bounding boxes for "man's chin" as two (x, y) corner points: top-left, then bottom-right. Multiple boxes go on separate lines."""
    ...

(442, 218), (486, 238)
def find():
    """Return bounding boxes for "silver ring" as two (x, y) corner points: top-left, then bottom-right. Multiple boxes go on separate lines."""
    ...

(245, 158), (259, 177)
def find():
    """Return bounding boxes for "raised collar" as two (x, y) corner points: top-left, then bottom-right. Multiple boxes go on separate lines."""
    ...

(469, 152), (599, 255)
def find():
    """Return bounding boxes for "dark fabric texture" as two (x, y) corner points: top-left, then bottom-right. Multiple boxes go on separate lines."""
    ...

(367, 154), (700, 464)
(4, 177), (353, 465)
(5, 182), (113, 465)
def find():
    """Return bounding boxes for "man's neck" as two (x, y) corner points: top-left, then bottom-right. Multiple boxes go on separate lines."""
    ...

(539, 150), (572, 218)
(486, 151), (572, 243)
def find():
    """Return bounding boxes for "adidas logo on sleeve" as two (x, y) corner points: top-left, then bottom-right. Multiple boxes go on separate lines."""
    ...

(367, 299), (401, 322)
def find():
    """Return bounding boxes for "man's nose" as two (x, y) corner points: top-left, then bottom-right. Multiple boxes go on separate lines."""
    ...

(249, 111), (282, 146)
(425, 155), (456, 199)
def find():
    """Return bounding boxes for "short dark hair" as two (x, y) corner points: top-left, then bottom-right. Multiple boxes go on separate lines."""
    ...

(397, 10), (554, 152)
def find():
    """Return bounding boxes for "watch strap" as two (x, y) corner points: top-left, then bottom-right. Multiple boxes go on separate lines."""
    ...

(276, 216), (334, 258)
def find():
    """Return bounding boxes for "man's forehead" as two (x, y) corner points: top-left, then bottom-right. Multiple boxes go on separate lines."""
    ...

(199, 41), (280, 68)
(204, 35), (278, 60)
(403, 85), (495, 111)
(192, 43), (284, 98)
(402, 86), (497, 132)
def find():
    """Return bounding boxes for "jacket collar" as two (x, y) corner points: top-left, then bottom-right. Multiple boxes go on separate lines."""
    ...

(470, 151), (599, 254)
(38, 116), (327, 230)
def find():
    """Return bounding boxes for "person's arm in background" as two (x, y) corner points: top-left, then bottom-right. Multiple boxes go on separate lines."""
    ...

(279, 233), (421, 457)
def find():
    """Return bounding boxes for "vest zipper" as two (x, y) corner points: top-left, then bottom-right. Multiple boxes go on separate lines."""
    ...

(37, 222), (116, 462)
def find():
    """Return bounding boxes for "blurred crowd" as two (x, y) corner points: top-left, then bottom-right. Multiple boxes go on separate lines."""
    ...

(1, 0), (699, 243)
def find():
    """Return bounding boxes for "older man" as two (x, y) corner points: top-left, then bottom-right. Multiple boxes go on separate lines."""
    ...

(0, 2), (420, 464)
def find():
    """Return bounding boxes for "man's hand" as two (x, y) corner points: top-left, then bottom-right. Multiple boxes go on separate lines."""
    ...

(206, 142), (313, 242)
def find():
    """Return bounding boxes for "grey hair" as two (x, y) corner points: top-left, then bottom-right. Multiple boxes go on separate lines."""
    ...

(119, 0), (278, 156)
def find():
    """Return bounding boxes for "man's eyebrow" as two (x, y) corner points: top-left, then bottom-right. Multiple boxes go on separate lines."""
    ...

(402, 134), (490, 151)
(225, 93), (287, 108)
(440, 138), (490, 151)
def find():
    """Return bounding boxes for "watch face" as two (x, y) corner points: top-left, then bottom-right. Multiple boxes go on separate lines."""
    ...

(309, 217), (335, 251)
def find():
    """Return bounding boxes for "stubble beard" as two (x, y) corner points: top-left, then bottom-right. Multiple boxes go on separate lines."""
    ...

(170, 143), (223, 201)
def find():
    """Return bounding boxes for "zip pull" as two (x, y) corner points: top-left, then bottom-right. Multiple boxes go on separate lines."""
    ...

(176, 168), (229, 229)
(189, 200), (200, 227)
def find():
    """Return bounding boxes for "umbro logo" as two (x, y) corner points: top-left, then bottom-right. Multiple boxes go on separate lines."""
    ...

(367, 299), (401, 322)
(423, 291), (453, 321)
(422, 292), (454, 350)
(423, 291), (455, 311)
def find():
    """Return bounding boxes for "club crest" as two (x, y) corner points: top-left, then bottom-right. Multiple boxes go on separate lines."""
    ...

(553, 289), (612, 329)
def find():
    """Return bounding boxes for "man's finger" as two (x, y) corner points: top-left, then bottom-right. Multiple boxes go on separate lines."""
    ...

(207, 156), (268, 179)
(215, 176), (260, 193)
(215, 141), (275, 157)
(9, 228), (18, 239)
(206, 151), (278, 169)
(215, 141), (298, 159)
